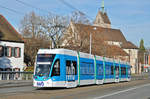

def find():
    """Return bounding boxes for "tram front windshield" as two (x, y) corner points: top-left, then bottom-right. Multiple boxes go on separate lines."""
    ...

(35, 54), (55, 77)
(35, 64), (51, 77)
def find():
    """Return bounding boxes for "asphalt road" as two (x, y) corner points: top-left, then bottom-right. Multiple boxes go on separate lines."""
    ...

(0, 79), (150, 99)
(94, 83), (150, 99)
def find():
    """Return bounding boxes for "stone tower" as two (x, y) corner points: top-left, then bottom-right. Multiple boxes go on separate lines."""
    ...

(93, 0), (111, 28)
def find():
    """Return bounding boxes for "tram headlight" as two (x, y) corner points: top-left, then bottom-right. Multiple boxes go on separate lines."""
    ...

(33, 75), (37, 79)
(43, 77), (48, 80)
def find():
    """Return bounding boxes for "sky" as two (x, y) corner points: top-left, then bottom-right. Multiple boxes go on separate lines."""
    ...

(0, 0), (150, 48)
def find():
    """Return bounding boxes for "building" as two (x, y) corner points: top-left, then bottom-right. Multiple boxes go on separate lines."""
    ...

(122, 41), (139, 73)
(0, 14), (24, 71)
(63, 1), (139, 74)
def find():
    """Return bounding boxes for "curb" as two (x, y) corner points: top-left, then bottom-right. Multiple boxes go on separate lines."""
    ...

(0, 80), (33, 89)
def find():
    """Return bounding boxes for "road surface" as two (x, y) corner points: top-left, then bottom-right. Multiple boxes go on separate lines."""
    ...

(0, 79), (150, 99)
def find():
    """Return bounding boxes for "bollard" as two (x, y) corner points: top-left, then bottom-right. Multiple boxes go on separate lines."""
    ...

(26, 74), (28, 80)
(7, 74), (10, 80)
(0, 74), (1, 80)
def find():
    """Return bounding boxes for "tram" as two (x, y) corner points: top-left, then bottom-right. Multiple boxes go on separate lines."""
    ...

(33, 49), (131, 88)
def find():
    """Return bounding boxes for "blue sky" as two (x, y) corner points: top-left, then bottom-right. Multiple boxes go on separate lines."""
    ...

(0, 0), (150, 47)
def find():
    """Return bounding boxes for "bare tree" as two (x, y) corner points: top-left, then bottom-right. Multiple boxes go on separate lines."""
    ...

(20, 12), (69, 66)
(19, 12), (45, 38)
(19, 12), (49, 66)
(71, 11), (91, 25)
(41, 14), (69, 48)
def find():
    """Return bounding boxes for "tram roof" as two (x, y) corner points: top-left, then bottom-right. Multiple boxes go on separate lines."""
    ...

(38, 48), (129, 65)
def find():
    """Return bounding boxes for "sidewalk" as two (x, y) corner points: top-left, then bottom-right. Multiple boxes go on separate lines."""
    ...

(131, 73), (150, 80)
(0, 80), (32, 88)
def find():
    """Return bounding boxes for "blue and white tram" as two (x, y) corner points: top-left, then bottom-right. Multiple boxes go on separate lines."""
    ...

(33, 49), (131, 88)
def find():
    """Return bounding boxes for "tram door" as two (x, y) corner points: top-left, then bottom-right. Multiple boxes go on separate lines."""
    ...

(65, 60), (77, 88)
(115, 66), (119, 82)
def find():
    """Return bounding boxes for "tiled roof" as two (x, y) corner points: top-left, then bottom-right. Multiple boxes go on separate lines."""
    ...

(107, 45), (129, 56)
(73, 23), (127, 42)
(0, 14), (23, 42)
(121, 41), (138, 49)
(65, 22), (129, 56)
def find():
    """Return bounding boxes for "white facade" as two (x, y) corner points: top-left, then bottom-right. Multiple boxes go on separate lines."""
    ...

(0, 40), (24, 71)
(123, 49), (138, 74)
(106, 41), (122, 47)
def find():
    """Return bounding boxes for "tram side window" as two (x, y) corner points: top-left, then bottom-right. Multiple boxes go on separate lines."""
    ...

(89, 63), (94, 75)
(66, 60), (77, 75)
(97, 64), (103, 75)
(105, 65), (110, 75)
(52, 59), (60, 76)
(111, 66), (114, 75)
(72, 61), (77, 75)
(121, 67), (126, 75)
(128, 68), (131, 75)
(115, 66), (119, 75)
(66, 60), (71, 75)
(80, 62), (94, 75)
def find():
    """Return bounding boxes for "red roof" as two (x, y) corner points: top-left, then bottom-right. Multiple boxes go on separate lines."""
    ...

(0, 14), (24, 42)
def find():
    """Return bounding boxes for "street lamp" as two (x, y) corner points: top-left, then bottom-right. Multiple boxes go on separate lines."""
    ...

(90, 27), (97, 55)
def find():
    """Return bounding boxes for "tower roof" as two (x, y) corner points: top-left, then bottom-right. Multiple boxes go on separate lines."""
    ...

(101, 0), (105, 14)
(99, 11), (111, 24)
(93, 10), (111, 28)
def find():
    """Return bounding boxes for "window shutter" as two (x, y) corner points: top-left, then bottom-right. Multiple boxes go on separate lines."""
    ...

(8, 47), (11, 57)
(19, 48), (21, 57)
(11, 47), (14, 57)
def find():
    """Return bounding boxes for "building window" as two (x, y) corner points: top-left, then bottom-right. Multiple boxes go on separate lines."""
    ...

(4, 46), (11, 57)
(14, 47), (21, 58)
(11, 47), (14, 57)
(0, 46), (21, 58)
(0, 46), (4, 57)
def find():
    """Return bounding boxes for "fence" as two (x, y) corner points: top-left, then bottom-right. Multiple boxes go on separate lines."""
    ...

(0, 71), (33, 80)
(0, 71), (149, 81)
(131, 72), (150, 81)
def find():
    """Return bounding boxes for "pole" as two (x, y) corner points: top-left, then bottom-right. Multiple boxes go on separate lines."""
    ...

(4, 44), (6, 57)
(90, 33), (92, 54)
(144, 52), (145, 72)
(77, 52), (80, 85)
(144, 53), (145, 65)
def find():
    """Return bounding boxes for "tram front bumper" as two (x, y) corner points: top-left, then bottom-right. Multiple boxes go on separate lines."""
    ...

(33, 79), (53, 87)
